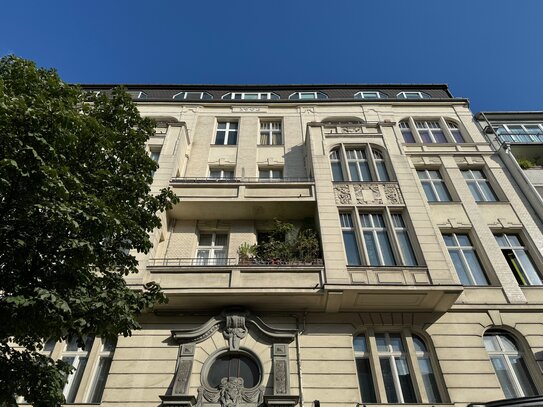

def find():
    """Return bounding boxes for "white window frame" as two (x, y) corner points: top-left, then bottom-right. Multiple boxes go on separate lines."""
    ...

(173, 91), (213, 100)
(354, 91), (387, 99)
(399, 118), (466, 144)
(417, 169), (452, 202)
(209, 168), (235, 180)
(195, 232), (229, 265)
(399, 120), (416, 143)
(353, 330), (444, 404)
(214, 121), (239, 145)
(127, 91), (147, 99)
(396, 91), (430, 99)
(462, 169), (498, 202)
(258, 167), (283, 180)
(288, 91), (328, 100)
(222, 92), (279, 100)
(442, 232), (489, 286)
(259, 120), (283, 145)
(446, 121), (465, 142)
(495, 233), (542, 286)
(330, 144), (391, 182)
(415, 121), (448, 143)
(484, 331), (538, 399)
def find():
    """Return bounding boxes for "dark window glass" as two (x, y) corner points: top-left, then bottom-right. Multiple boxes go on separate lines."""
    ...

(208, 353), (260, 389)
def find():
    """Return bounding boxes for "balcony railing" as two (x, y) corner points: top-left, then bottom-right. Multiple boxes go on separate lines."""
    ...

(170, 177), (314, 183)
(497, 132), (543, 144)
(148, 257), (324, 267)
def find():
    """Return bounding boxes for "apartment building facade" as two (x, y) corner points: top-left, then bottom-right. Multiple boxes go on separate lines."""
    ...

(53, 85), (543, 407)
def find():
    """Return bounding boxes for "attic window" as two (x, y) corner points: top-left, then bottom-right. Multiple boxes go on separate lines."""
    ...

(396, 91), (430, 99)
(127, 91), (148, 99)
(173, 91), (213, 100)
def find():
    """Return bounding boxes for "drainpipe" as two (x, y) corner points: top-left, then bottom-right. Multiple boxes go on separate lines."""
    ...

(293, 312), (307, 407)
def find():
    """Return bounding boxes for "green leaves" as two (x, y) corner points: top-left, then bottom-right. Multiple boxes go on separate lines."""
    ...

(0, 55), (177, 404)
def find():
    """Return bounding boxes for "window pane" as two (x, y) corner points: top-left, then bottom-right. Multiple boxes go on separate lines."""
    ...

(490, 356), (517, 398)
(433, 130), (447, 143)
(87, 357), (113, 403)
(343, 231), (361, 266)
(238, 356), (260, 388)
(331, 162), (343, 181)
(375, 334), (387, 352)
(359, 162), (372, 181)
(215, 234), (228, 246)
(376, 162), (389, 181)
(356, 358), (377, 403)
(389, 334), (404, 352)
(479, 182), (497, 201)
(449, 250), (471, 285)
(377, 231), (396, 266)
(215, 131), (225, 145)
(227, 132), (237, 145)
(420, 130), (432, 143)
(402, 129), (415, 143)
(64, 357), (88, 403)
(349, 163), (361, 181)
(395, 357), (416, 403)
(380, 358), (398, 403)
(418, 357), (442, 403)
(434, 182), (451, 201)
(199, 234), (213, 246)
(467, 182), (484, 201)
(422, 182), (438, 201)
(353, 336), (367, 353)
(364, 233), (380, 266)
(509, 356), (537, 396)
(463, 250), (488, 285)
(397, 231), (417, 266)
(514, 250), (542, 285)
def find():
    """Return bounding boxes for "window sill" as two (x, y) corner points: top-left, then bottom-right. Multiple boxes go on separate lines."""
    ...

(475, 200), (510, 204)
(258, 144), (284, 147)
(210, 144), (238, 147)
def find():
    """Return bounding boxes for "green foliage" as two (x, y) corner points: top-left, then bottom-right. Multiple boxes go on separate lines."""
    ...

(0, 55), (179, 405)
(517, 158), (535, 169)
(254, 219), (320, 263)
(237, 242), (257, 260)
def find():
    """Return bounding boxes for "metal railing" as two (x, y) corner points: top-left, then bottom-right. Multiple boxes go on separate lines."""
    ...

(170, 177), (314, 184)
(497, 132), (543, 144)
(148, 257), (323, 267)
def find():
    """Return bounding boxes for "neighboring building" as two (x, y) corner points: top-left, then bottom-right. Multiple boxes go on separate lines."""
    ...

(53, 85), (543, 406)
(476, 111), (543, 223)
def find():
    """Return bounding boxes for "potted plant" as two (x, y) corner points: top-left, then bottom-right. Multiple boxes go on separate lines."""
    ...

(238, 242), (256, 265)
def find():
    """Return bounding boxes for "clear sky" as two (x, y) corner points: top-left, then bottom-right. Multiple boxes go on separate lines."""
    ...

(2, 0), (542, 113)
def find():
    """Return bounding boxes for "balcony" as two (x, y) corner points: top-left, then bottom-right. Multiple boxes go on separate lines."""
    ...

(168, 177), (316, 219)
(148, 257), (323, 267)
(497, 132), (543, 144)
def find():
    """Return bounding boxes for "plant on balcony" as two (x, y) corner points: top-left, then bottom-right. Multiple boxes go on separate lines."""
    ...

(238, 242), (257, 265)
(253, 219), (320, 265)
(517, 158), (535, 169)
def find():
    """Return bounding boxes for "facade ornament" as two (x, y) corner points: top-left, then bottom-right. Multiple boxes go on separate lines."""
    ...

(223, 312), (248, 350)
(384, 184), (404, 204)
(341, 126), (362, 133)
(196, 379), (264, 407)
(334, 184), (352, 204)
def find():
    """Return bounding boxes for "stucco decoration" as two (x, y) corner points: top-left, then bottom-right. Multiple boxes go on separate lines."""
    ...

(347, 183), (404, 205)
(223, 312), (248, 351)
(384, 184), (404, 204)
(195, 378), (264, 407)
(334, 185), (352, 204)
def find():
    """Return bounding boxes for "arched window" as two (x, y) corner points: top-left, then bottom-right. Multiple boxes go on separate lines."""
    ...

(398, 118), (467, 144)
(173, 91), (213, 100)
(396, 91), (431, 99)
(484, 330), (538, 399)
(354, 91), (388, 99)
(206, 352), (261, 389)
(288, 91), (328, 100)
(222, 92), (279, 100)
(328, 145), (391, 182)
(353, 332), (444, 403)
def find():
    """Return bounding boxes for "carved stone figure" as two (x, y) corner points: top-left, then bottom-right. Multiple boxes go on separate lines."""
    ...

(334, 185), (352, 204)
(223, 312), (248, 350)
(219, 377), (244, 407)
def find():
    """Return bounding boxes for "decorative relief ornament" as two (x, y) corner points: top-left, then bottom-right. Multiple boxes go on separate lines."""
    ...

(334, 185), (352, 204)
(223, 312), (248, 351)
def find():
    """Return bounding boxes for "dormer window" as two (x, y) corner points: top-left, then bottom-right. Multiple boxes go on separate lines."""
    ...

(222, 92), (280, 100)
(127, 91), (148, 99)
(173, 91), (213, 100)
(288, 91), (328, 100)
(354, 91), (387, 99)
(396, 91), (430, 99)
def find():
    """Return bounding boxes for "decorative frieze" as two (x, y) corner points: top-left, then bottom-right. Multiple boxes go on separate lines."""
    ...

(334, 183), (404, 206)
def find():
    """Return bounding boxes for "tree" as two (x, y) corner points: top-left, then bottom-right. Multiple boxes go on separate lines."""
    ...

(0, 56), (178, 405)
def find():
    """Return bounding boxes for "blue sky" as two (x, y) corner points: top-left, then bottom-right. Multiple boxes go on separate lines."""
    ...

(1, 0), (542, 113)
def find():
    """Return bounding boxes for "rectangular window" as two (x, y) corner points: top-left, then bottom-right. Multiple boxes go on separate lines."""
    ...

(360, 213), (396, 266)
(259, 168), (283, 180)
(330, 150), (344, 181)
(399, 121), (415, 143)
(346, 149), (372, 181)
(462, 169), (498, 202)
(415, 121), (447, 143)
(340, 213), (361, 266)
(150, 148), (161, 163)
(195, 232), (228, 265)
(447, 122), (464, 143)
(417, 169), (451, 202)
(443, 233), (488, 285)
(260, 121), (283, 145)
(353, 335), (377, 403)
(87, 338), (117, 403)
(209, 168), (235, 179)
(495, 234), (542, 285)
(392, 214), (417, 266)
(215, 121), (238, 145)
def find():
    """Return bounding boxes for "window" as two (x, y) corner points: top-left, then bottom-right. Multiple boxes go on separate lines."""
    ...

(36, 336), (117, 404)
(329, 145), (391, 182)
(494, 123), (543, 143)
(150, 148), (161, 163)
(259, 168), (283, 180)
(447, 121), (464, 142)
(361, 213), (396, 266)
(354, 91), (387, 99)
(495, 234), (542, 286)
(415, 121), (447, 143)
(127, 90), (147, 99)
(354, 332), (443, 404)
(417, 169), (452, 202)
(195, 232), (228, 265)
(397, 91), (430, 99)
(484, 331), (538, 399)
(223, 92), (279, 100)
(215, 121), (238, 145)
(209, 168), (235, 179)
(462, 169), (498, 202)
(340, 213), (361, 266)
(442, 233), (488, 285)
(288, 91), (328, 100)
(399, 119), (466, 144)
(206, 352), (261, 389)
(259, 121), (283, 145)
(340, 211), (418, 267)
(173, 91), (213, 100)
(399, 121), (415, 143)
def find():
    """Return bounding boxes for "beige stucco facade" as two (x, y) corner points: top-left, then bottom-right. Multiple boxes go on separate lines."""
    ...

(77, 87), (543, 407)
